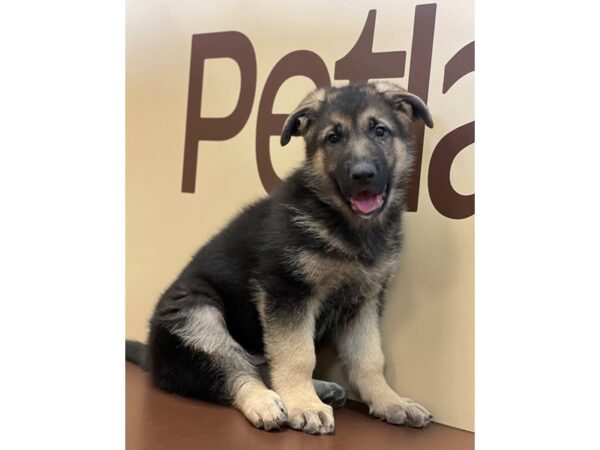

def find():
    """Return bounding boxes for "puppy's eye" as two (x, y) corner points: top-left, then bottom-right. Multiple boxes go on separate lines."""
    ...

(327, 132), (340, 144)
(375, 125), (388, 137)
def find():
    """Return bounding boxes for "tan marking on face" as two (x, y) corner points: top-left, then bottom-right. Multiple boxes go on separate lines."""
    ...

(311, 146), (328, 178)
(349, 140), (370, 160)
(392, 138), (410, 173)
(391, 138), (412, 186)
(356, 106), (403, 171)
(316, 113), (352, 142)
(380, 137), (412, 211)
(305, 145), (349, 215)
(357, 107), (394, 132)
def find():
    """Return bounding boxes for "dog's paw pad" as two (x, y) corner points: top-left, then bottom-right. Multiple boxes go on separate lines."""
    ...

(238, 389), (287, 431)
(286, 402), (335, 435)
(372, 400), (432, 428)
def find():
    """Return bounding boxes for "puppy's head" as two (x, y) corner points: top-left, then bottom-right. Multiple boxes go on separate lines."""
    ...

(281, 82), (433, 222)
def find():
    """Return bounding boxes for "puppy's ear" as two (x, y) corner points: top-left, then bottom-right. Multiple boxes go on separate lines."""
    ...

(373, 81), (434, 128)
(280, 88), (326, 146)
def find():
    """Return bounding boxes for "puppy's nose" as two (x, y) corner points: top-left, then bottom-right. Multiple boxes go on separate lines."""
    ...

(350, 163), (376, 182)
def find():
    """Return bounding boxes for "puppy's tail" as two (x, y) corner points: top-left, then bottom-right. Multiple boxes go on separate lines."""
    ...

(126, 340), (150, 372)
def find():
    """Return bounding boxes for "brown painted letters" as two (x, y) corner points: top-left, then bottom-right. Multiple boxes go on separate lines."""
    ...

(181, 4), (474, 219)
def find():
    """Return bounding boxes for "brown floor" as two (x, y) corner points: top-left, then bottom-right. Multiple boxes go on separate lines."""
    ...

(126, 362), (474, 450)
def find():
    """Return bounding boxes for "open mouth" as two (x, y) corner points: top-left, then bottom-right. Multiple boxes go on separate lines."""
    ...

(349, 187), (387, 216)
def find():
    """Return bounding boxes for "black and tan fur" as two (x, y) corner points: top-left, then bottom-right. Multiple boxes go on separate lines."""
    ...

(126, 82), (434, 434)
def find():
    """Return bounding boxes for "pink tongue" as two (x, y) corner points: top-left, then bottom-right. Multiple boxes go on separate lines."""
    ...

(351, 192), (383, 214)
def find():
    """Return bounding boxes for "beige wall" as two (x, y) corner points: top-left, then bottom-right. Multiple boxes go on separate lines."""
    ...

(126, 0), (473, 431)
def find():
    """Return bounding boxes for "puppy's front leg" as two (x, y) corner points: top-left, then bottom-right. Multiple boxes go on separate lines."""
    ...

(262, 301), (334, 435)
(336, 298), (433, 428)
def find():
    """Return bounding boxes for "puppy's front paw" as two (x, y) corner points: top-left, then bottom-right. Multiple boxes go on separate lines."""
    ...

(236, 388), (288, 431)
(371, 398), (433, 428)
(286, 400), (335, 435)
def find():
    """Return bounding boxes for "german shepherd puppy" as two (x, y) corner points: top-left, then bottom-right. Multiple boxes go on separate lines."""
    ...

(126, 82), (434, 435)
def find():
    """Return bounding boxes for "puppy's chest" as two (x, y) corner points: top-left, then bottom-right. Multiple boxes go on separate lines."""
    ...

(313, 283), (366, 344)
(294, 249), (397, 301)
(293, 249), (397, 344)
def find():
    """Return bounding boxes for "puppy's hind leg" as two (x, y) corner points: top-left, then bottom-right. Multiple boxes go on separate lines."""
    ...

(313, 379), (346, 408)
(154, 289), (287, 431)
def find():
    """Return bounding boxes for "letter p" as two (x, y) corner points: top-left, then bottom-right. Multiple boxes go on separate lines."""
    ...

(181, 32), (256, 193)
